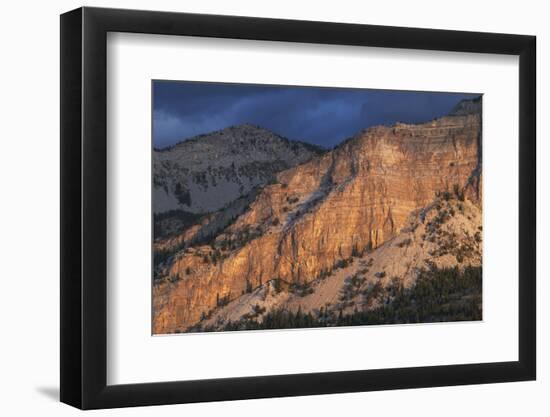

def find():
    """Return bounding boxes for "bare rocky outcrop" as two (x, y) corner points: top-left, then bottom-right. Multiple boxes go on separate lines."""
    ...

(153, 112), (482, 334)
(153, 124), (324, 214)
(199, 196), (482, 330)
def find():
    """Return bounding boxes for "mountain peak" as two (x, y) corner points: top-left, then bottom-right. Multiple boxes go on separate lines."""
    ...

(153, 125), (323, 216)
(448, 96), (482, 116)
(228, 123), (267, 132)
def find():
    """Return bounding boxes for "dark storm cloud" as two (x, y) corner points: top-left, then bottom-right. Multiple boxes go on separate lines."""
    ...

(153, 81), (480, 149)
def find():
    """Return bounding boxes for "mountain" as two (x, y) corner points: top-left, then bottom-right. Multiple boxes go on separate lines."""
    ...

(153, 106), (482, 334)
(197, 195), (482, 330)
(449, 96), (482, 116)
(153, 124), (325, 215)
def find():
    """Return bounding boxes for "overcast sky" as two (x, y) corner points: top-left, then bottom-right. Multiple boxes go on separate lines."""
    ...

(153, 81), (479, 149)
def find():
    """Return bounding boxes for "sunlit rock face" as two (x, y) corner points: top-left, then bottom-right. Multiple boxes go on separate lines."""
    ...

(153, 112), (482, 334)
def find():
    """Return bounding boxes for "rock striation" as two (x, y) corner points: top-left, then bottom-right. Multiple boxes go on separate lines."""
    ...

(200, 195), (482, 330)
(153, 110), (482, 334)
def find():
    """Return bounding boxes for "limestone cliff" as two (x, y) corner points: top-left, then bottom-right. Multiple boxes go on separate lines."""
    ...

(153, 112), (482, 334)
(200, 195), (482, 330)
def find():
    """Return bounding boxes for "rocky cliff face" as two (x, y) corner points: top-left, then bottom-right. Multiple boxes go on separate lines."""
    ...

(153, 124), (324, 214)
(153, 112), (482, 334)
(200, 195), (482, 330)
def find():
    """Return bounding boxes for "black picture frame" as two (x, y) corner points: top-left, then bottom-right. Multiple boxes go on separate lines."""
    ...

(60, 6), (536, 410)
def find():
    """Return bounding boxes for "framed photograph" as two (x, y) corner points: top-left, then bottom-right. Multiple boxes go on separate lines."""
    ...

(60, 6), (536, 409)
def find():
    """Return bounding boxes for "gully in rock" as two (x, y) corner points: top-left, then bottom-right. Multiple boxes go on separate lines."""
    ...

(151, 80), (483, 335)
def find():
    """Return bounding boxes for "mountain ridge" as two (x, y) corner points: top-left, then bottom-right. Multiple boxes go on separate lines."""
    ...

(153, 110), (482, 333)
(153, 124), (325, 218)
(155, 123), (326, 153)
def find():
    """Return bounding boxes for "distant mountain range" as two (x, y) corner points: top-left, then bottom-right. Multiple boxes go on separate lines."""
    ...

(154, 124), (324, 215)
(153, 98), (483, 334)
